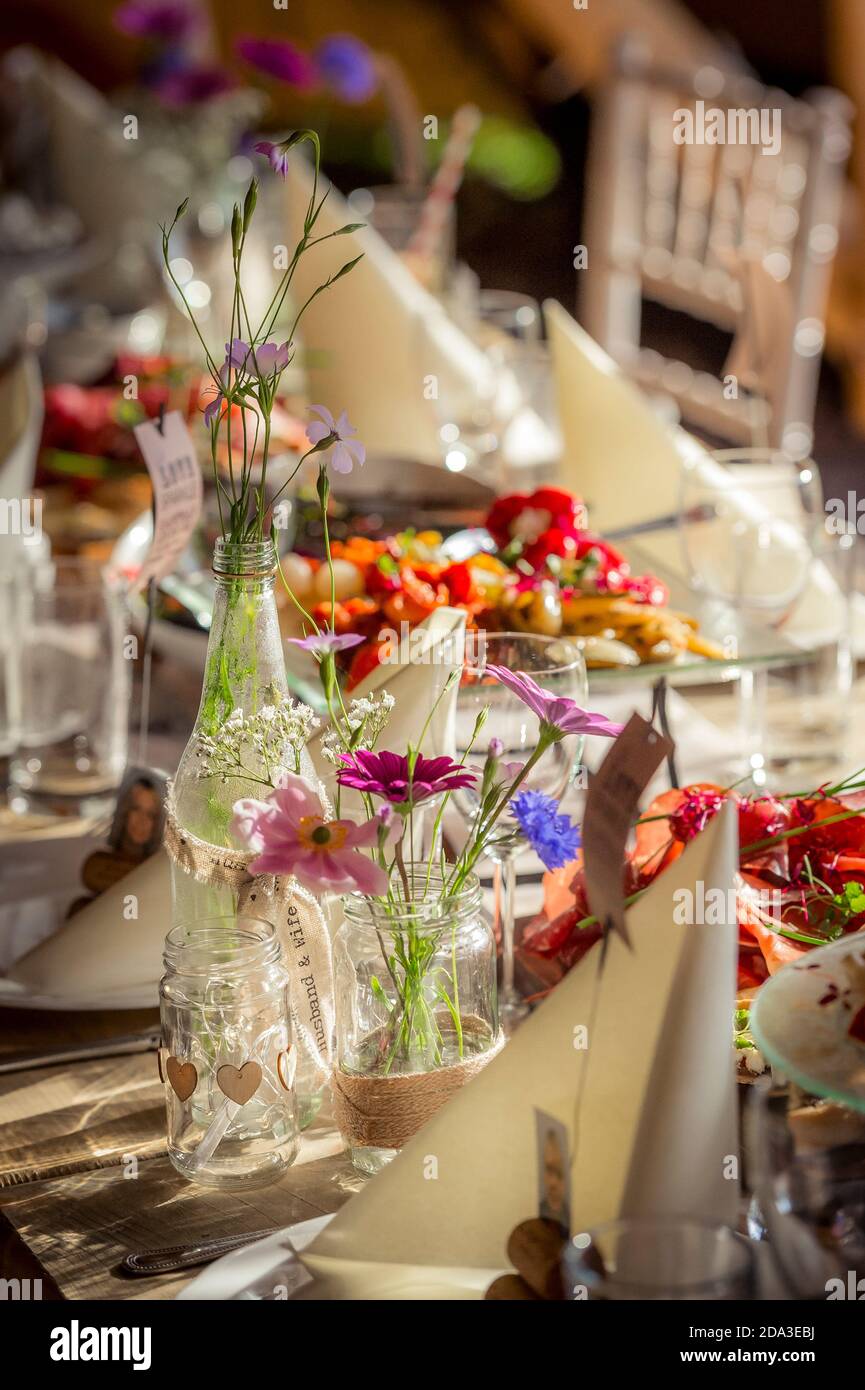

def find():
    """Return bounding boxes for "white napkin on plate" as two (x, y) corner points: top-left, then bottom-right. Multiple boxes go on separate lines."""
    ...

(6, 850), (169, 1001)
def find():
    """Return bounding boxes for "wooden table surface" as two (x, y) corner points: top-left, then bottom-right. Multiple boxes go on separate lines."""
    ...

(0, 1007), (359, 1300)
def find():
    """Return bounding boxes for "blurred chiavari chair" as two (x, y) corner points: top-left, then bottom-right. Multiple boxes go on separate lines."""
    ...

(581, 40), (853, 457)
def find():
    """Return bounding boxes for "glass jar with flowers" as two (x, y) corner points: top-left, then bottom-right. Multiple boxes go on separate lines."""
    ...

(230, 659), (621, 1173)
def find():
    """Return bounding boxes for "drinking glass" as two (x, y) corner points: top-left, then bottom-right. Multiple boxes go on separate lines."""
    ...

(453, 633), (587, 1026)
(9, 557), (130, 818)
(563, 1217), (755, 1300)
(679, 449), (823, 618)
(745, 1077), (865, 1300)
(415, 308), (520, 489)
(348, 184), (455, 293)
(476, 290), (542, 345)
(679, 448), (834, 787)
(0, 572), (22, 763)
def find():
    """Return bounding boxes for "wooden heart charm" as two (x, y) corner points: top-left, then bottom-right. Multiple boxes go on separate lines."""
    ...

(276, 1047), (296, 1092)
(217, 1060), (261, 1105)
(165, 1056), (197, 1102)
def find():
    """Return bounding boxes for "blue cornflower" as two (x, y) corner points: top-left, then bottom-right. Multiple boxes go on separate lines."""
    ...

(510, 790), (580, 870)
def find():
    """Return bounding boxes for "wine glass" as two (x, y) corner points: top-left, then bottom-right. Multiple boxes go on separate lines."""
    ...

(679, 448), (824, 622)
(476, 290), (542, 346)
(413, 306), (520, 489)
(679, 449), (832, 786)
(453, 633), (588, 1027)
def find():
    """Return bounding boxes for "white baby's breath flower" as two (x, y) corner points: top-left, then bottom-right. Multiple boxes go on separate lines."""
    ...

(196, 691), (319, 785)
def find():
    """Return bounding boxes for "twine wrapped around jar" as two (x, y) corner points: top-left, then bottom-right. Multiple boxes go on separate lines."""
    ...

(331, 1019), (504, 1151)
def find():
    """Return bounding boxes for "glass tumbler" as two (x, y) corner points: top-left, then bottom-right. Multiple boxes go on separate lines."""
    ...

(160, 917), (300, 1189)
(9, 556), (129, 818)
(563, 1217), (755, 1300)
(0, 572), (22, 764)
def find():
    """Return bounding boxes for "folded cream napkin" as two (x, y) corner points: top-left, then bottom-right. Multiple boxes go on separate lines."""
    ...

(300, 805), (738, 1296)
(544, 299), (846, 648)
(5, 611), (466, 1000)
(284, 159), (521, 464)
(7, 851), (170, 1000)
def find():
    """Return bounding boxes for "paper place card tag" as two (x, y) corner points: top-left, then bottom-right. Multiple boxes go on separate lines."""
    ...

(132, 411), (203, 592)
(582, 713), (673, 948)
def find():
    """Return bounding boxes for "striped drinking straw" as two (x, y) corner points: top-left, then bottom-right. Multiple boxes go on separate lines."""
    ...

(407, 103), (482, 273)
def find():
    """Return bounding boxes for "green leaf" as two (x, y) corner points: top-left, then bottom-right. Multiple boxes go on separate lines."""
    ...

(333, 222), (366, 235)
(370, 976), (393, 1013)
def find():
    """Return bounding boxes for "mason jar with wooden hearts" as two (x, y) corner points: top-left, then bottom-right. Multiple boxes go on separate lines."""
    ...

(159, 916), (299, 1188)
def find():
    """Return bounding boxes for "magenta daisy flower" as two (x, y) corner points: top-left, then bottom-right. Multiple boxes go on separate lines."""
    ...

(337, 750), (476, 806)
(236, 38), (317, 88)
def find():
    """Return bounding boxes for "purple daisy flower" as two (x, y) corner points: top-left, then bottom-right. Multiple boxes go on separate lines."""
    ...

(286, 632), (364, 659)
(236, 37), (317, 88)
(337, 750), (477, 806)
(306, 404), (365, 475)
(510, 789), (580, 871)
(225, 337), (290, 378)
(487, 666), (623, 740)
(314, 35), (379, 104)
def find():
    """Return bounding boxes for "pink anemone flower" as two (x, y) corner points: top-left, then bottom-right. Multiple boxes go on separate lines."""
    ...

(232, 772), (391, 895)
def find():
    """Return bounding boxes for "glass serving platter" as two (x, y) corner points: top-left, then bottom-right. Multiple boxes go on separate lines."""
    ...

(585, 540), (812, 693)
(439, 529), (812, 694)
(114, 514), (813, 703)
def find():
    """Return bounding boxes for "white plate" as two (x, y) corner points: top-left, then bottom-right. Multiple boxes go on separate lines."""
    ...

(0, 978), (158, 1011)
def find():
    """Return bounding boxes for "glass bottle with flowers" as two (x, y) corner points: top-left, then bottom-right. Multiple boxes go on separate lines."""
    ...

(164, 130), (364, 914)
(163, 131), (364, 1119)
